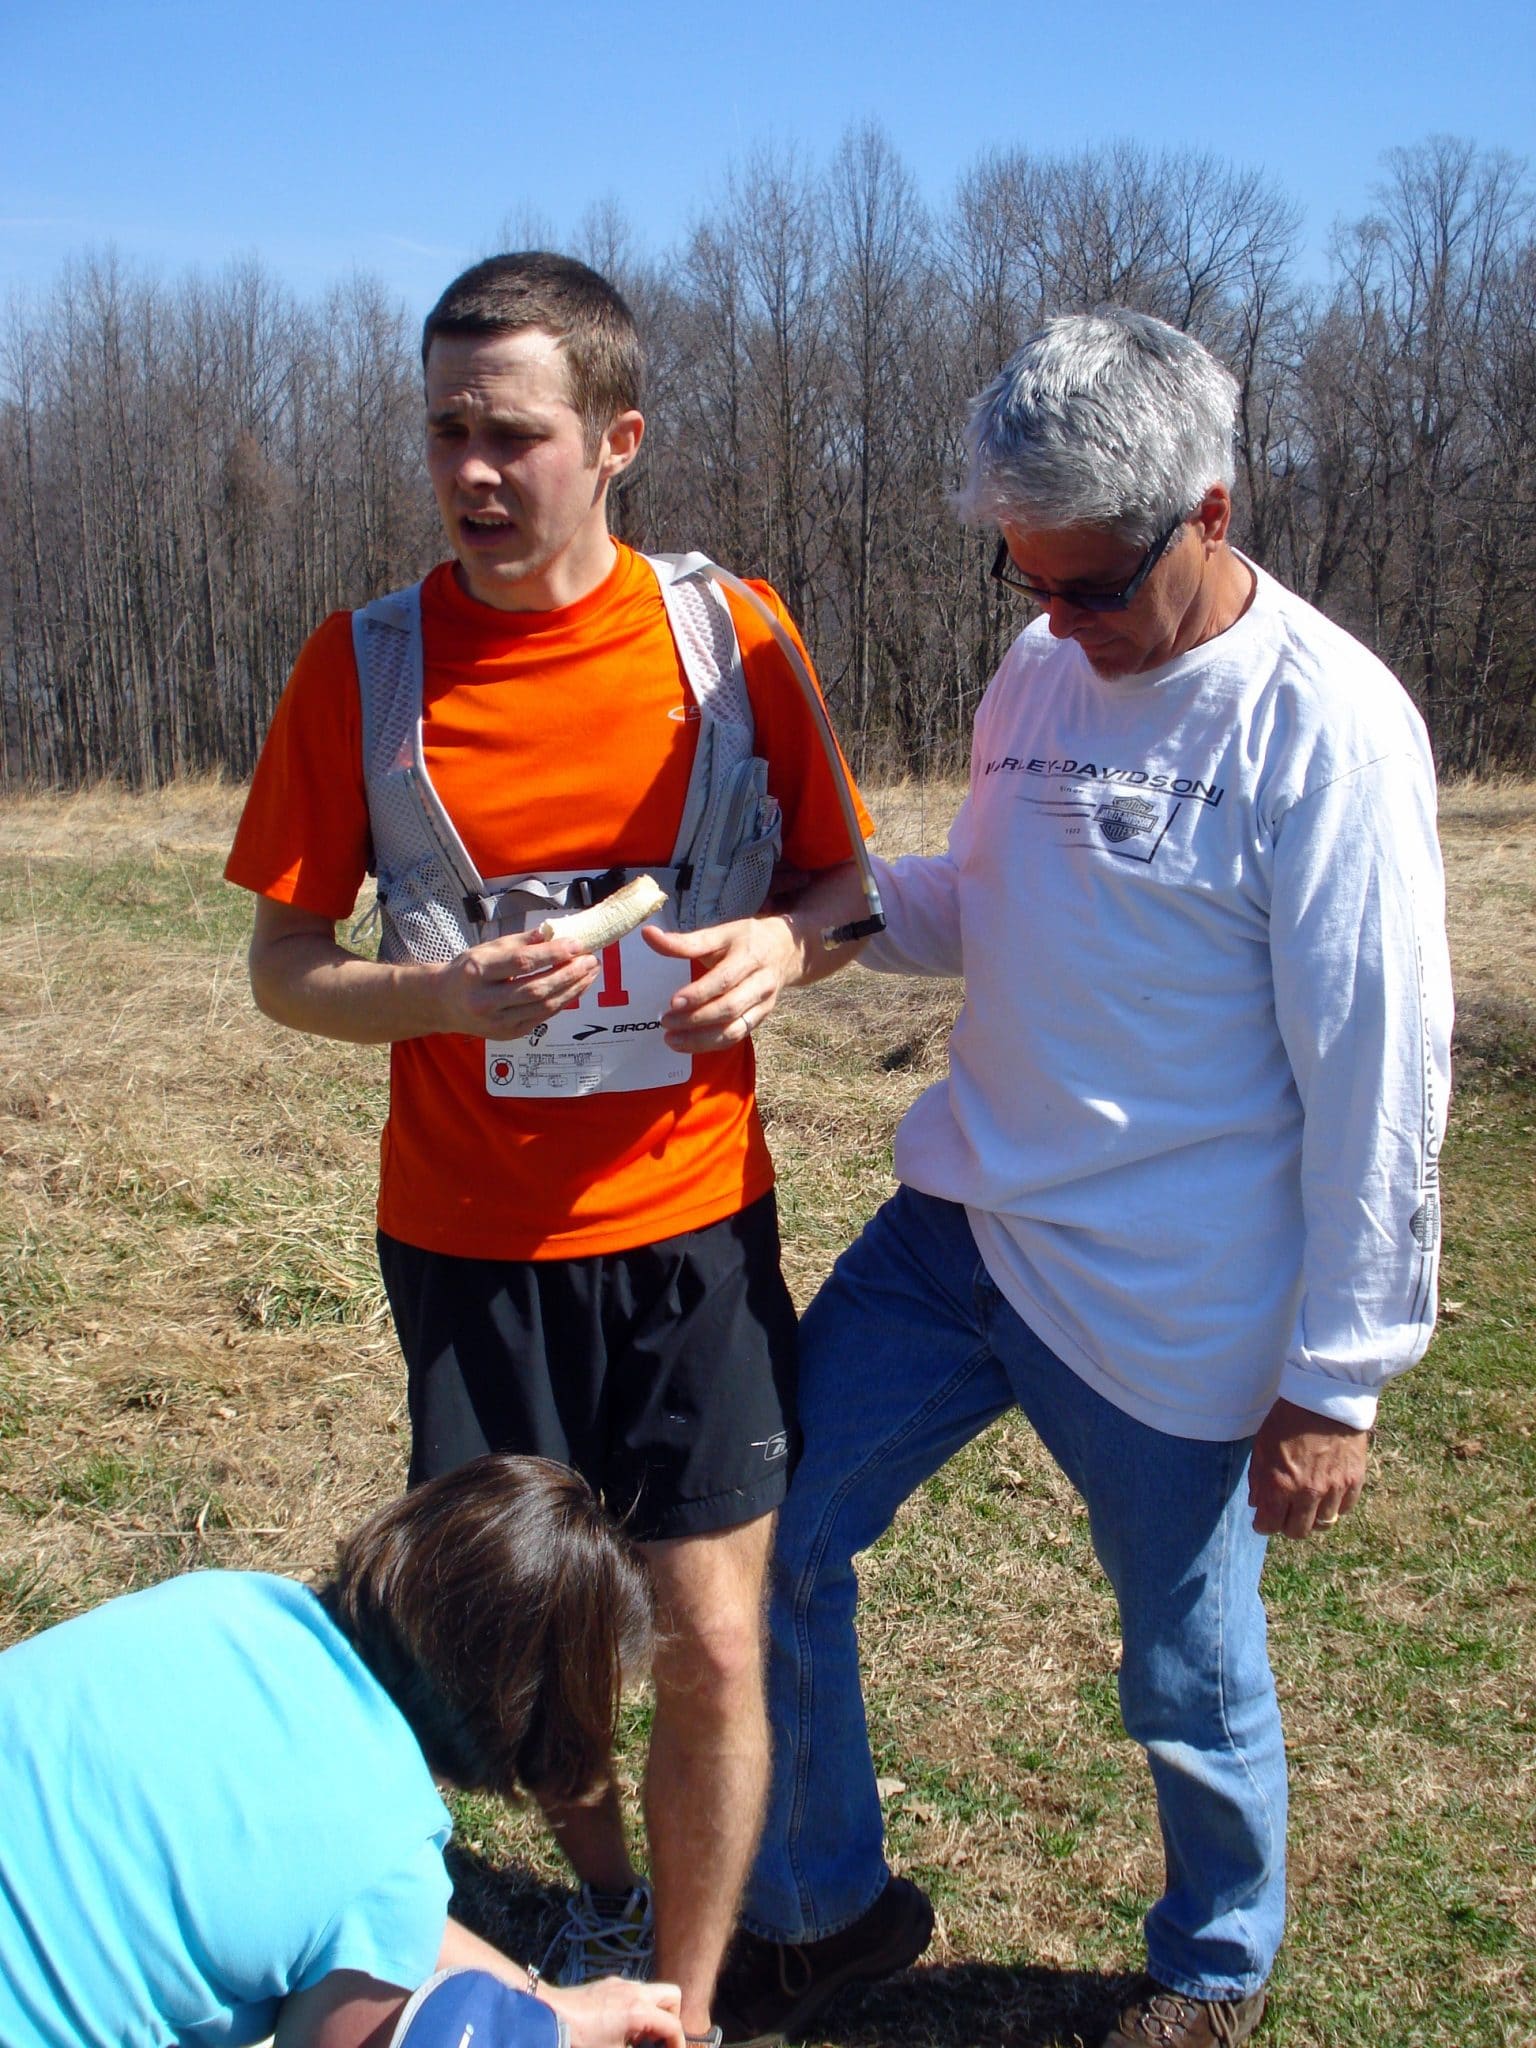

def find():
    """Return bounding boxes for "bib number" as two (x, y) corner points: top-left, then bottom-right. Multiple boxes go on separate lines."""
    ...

(485, 929), (692, 1098)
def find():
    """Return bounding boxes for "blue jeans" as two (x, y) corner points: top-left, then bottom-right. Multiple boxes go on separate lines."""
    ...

(742, 1188), (1286, 2000)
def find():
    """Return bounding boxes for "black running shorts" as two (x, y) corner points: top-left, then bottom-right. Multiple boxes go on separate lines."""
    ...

(378, 1191), (798, 1542)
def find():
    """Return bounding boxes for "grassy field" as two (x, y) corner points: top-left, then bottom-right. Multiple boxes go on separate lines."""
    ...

(0, 776), (1532, 2048)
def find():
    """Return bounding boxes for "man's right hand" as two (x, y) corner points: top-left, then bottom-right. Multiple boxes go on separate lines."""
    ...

(1248, 1395), (1369, 1539)
(431, 928), (600, 1040)
(247, 897), (598, 1046)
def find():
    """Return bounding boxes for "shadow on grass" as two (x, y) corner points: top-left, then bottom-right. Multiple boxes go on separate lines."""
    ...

(1452, 991), (1536, 1081)
(790, 1961), (1135, 2048)
(445, 1840), (568, 1969)
(447, 1841), (1133, 2047)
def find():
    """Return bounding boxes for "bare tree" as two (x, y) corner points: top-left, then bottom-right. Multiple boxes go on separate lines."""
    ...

(1309, 139), (1535, 765)
(2, 136), (1532, 787)
(821, 124), (931, 746)
(729, 145), (835, 627)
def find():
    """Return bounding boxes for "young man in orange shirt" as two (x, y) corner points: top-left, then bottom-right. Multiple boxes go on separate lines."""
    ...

(226, 252), (869, 2048)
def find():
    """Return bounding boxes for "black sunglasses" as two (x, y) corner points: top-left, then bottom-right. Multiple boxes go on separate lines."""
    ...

(990, 517), (1184, 613)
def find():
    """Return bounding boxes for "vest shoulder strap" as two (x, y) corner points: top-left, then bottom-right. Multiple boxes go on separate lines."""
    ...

(352, 560), (754, 884)
(352, 582), (488, 906)
(351, 582), (423, 789)
(644, 552), (752, 866)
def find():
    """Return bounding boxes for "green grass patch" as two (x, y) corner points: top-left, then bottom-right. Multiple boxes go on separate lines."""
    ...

(0, 1231), (75, 1343)
(55, 1451), (146, 1513)
(0, 848), (252, 951)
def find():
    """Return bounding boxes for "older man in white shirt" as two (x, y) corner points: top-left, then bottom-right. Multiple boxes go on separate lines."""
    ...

(675, 308), (1453, 2048)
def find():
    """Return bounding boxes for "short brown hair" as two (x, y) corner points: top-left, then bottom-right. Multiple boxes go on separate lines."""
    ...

(322, 1454), (653, 1805)
(421, 251), (643, 457)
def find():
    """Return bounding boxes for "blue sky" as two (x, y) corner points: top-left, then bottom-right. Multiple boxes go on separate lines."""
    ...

(4, 0), (1533, 321)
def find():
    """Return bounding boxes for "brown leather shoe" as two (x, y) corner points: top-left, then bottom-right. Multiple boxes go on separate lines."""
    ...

(1102, 1980), (1267, 2047)
(713, 1876), (935, 2047)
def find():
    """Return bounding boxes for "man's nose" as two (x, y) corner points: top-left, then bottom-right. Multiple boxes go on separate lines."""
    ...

(455, 445), (501, 489)
(1043, 595), (1093, 637)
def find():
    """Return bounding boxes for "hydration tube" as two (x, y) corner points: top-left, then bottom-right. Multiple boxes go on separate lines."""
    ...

(654, 553), (886, 947)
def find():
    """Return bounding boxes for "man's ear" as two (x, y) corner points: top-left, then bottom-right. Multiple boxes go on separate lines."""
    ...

(598, 409), (644, 485)
(1194, 481), (1233, 550)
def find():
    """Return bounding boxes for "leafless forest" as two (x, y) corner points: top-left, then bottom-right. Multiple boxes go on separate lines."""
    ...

(2, 130), (1532, 788)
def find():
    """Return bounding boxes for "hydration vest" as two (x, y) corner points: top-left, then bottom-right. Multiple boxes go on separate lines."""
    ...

(351, 552), (783, 968)
(352, 553), (793, 1101)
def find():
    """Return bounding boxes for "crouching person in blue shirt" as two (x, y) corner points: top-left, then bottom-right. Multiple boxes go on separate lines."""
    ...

(0, 1455), (684, 2048)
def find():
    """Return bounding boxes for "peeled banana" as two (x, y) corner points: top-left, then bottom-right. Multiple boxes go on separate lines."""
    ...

(538, 874), (668, 949)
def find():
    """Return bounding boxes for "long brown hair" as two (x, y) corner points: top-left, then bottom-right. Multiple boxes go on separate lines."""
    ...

(322, 1454), (652, 1805)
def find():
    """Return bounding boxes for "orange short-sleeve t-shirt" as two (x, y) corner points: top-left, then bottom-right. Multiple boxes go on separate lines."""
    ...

(226, 545), (870, 1260)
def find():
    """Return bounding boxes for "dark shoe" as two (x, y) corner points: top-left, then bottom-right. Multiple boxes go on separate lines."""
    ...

(714, 1876), (935, 2048)
(1102, 1980), (1267, 2047)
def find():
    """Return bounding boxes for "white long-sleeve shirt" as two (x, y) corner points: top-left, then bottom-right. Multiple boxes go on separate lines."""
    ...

(865, 558), (1452, 1440)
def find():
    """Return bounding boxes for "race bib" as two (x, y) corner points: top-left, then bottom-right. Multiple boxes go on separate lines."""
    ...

(485, 927), (692, 1098)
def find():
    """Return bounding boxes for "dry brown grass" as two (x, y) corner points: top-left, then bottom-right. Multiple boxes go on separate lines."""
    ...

(1, 780), (396, 1613)
(1, 773), (1533, 2047)
(1438, 777), (1536, 1080)
(0, 773), (249, 859)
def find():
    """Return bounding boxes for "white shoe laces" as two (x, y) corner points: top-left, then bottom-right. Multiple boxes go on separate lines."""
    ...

(541, 1884), (655, 1986)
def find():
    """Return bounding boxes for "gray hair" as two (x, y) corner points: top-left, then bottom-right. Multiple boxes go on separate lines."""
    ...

(957, 309), (1238, 546)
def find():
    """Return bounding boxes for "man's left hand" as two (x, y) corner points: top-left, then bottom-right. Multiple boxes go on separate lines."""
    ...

(646, 861), (871, 1051)
(646, 916), (800, 1052)
(1248, 1396), (1369, 1539)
